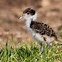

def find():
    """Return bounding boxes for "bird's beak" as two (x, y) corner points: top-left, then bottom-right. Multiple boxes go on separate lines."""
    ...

(19, 14), (24, 20)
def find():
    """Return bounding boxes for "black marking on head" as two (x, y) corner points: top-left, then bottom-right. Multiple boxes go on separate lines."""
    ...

(23, 8), (36, 15)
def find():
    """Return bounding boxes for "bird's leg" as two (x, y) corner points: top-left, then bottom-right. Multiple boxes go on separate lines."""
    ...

(45, 37), (51, 49)
(46, 43), (51, 49)
(31, 32), (45, 57)
(39, 43), (44, 57)
(40, 45), (44, 54)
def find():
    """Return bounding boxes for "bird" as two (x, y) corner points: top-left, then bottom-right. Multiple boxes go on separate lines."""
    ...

(19, 8), (58, 56)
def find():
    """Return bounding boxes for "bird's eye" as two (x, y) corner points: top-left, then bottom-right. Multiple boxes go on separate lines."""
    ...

(27, 12), (29, 15)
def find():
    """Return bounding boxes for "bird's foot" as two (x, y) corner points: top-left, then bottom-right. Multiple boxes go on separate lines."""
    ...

(47, 45), (52, 49)
(40, 51), (44, 58)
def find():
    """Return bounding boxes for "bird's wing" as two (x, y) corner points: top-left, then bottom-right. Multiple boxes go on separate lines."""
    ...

(30, 21), (57, 40)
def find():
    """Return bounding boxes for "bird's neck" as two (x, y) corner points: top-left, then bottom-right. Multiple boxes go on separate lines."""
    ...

(25, 13), (37, 28)
(26, 19), (32, 28)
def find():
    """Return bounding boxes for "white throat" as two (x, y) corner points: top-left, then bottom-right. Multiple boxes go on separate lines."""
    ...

(26, 19), (31, 28)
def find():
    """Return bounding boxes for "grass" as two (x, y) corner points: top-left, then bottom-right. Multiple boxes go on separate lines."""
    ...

(58, 25), (62, 37)
(58, 25), (62, 31)
(0, 41), (62, 62)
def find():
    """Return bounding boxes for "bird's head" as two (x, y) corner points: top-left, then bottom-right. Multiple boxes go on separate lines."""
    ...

(19, 8), (37, 21)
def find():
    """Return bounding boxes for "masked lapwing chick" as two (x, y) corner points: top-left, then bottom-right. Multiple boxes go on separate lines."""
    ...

(19, 8), (58, 56)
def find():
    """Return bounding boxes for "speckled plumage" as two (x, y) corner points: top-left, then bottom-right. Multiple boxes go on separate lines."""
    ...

(30, 21), (57, 40)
